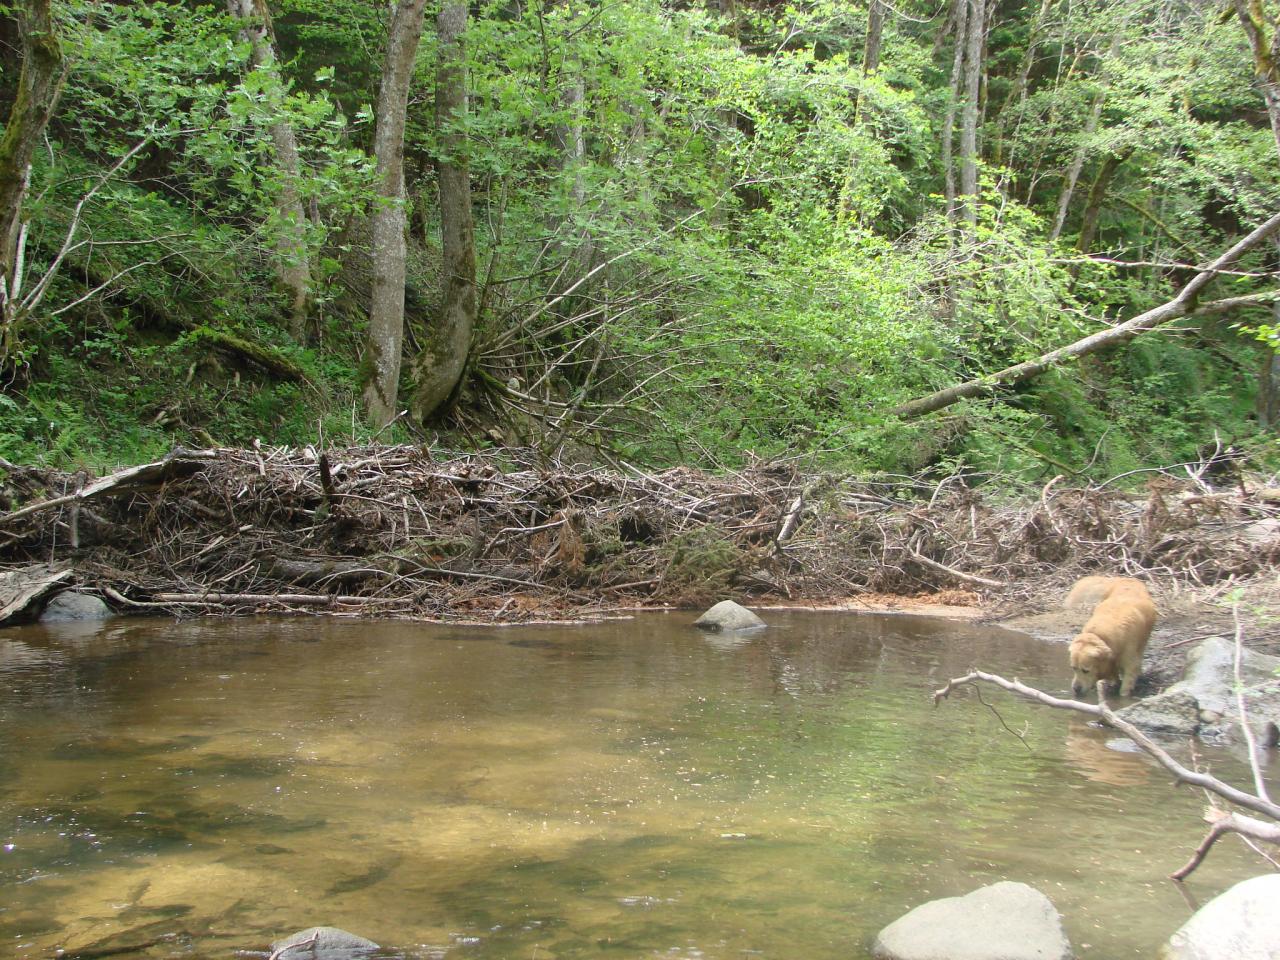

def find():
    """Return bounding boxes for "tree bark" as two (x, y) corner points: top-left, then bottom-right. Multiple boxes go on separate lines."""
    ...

(1260, 302), (1280, 431)
(1049, 87), (1105, 242)
(857, 0), (885, 122)
(837, 0), (886, 221)
(0, 0), (65, 349)
(1232, 1), (1280, 161)
(1073, 148), (1129, 259)
(992, 0), (1053, 167)
(410, 0), (477, 422)
(958, 0), (984, 225)
(893, 211), (1280, 418)
(363, 0), (430, 428)
(941, 0), (969, 222)
(226, 0), (312, 341)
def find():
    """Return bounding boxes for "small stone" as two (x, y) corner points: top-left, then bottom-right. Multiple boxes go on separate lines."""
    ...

(692, 600), (765, 632)
(38, 591), (112, 623)
(270, 926), (380, 960)
(871, 881), (1073, 960)
(1162, 875), (1280, 960)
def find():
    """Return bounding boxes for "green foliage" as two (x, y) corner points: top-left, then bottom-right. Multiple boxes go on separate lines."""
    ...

(0, 0), (1274, 483)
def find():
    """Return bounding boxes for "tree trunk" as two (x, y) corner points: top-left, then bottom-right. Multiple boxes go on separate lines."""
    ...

(837, 0), (886, 221)
(1049, 89), (1105, 242)
(893, 212), (1280, 418)
(958, 0), (984, 225)
(1259, 344), (1280, 431)
(993, 0), (1053, 168)
(363, 0), (429, 428)
(0, 0), (65, 349)
(857, 0), (885, 120)
(1232, 1), (1280, 162)
(1073, 149), (1129, 260)
(941, 0), (969, 222)
(226, 0), (312, 341)
(410, 0), (477, 422)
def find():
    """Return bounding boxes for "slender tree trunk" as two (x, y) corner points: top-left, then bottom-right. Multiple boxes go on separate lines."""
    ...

(227, 0), (312, 341)
(0, 0), (65, 350)
(993, 0), (1053, 168)
(942, 0), (969, 222)
(857, 0), (885, 118)
(363, 0), (429, 428)
(958, 0), (984, 225)
(837, 0), (886, 221)
(1049, 89), (1105, 242)
(1232, 1), (1280, 161)
(411, 0), (477, 422)
(1259, 341), (1280, 431)
(1073, 149), (1128, 260)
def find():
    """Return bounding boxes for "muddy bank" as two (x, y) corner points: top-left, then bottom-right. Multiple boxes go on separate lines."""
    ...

(1, 444), (1278, 631)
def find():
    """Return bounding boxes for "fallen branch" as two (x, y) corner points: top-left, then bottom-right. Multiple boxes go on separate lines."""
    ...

(893, 211), (1280, 419)
(0, 448), (215, 525)
(1170, 809), (1280, 881)
(933, 670), (1280, 824)
(906, 548), (1006, 589)
(0, 564), (71, 623)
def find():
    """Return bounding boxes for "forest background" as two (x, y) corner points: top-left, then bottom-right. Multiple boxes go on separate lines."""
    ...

(2, 0), (1280, 484)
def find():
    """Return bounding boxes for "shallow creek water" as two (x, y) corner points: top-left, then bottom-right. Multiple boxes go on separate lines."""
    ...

(0, 611), (1269, 959)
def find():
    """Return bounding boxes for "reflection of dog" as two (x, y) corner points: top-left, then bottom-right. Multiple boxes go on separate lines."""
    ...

(1067, 577), (1156, 698)
(1064, 719), (1150, 787)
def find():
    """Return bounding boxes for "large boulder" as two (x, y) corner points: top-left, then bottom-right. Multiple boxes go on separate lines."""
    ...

(1116, 638), (1280, 746)
(1161, 875), (1280, 960)
(693, 600), (765, 632)
(39, 591), (113, 623)
(269, 927), (380, 960)
(871, 881), (1073, 960)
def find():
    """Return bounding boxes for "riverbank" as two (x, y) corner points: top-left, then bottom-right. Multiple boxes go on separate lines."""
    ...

(1, 445), (1277, 646)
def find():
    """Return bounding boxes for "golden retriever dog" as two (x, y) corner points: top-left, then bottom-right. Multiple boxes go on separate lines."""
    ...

(1067, 577), (1156, 698)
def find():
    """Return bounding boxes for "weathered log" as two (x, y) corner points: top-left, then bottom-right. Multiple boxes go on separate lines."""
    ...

(0, 448), (216, 525)
(0, 564), (71, 623)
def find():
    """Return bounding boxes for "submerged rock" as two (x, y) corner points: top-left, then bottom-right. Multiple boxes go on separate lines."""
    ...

(1117, 638), (1280, 745)
(693, 600), (765, 632)
(270, 926), (380, 960)
(39, 591), (113, 623)
(1162, 875), (1280, 960)
(871, 881), (1073, 960)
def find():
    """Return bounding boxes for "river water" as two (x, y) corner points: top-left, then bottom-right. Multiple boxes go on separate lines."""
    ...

(0, 611), (1267, 959)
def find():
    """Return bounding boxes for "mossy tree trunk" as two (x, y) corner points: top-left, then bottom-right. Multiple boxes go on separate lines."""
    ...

(410, 0), (477, 422)
(0, 0), (65, 354)
(363, 0), (429, 428)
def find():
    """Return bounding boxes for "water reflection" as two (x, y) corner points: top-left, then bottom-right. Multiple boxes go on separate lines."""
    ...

(0, 611), (1267, 960)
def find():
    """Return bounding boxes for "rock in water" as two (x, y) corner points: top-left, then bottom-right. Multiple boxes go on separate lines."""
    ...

(872, 881), (1073, 960)
(39, 591), (112, 623)
(693, 600), (765, 632)
(1116, 637), (1280, 745)
(269, 927), (380, 960)
(1162, 875), (1280, 960)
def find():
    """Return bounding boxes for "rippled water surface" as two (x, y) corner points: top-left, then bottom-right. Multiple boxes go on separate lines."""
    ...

(0, 611), (1267, 959)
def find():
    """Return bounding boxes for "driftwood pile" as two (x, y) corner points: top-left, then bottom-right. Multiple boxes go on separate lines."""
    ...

(1, 445), (1278, 622)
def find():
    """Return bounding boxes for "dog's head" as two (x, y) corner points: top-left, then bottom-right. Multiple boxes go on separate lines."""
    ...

(1069, 632), (1116, 697)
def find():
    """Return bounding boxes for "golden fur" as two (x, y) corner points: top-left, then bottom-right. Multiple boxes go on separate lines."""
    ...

(1067, 577), (1156, 698)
